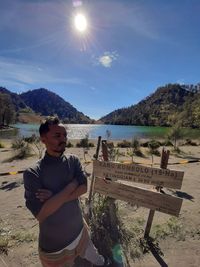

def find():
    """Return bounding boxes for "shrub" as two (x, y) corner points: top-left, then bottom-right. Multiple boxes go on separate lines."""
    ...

(184, 138), (198, 146)
(117, 140), (131, 148)
(66, 141), (74, 148)
(76, 136), (94, 148)
(24, 134), (37, 143)
(162, 140), (173, 146)
(0, 141), (5, 148)
(148, 140), (161, 156)
(131, 138), (140, 151)
(167, 126), (183, 149)
(12, 138), (31, 159)
(0, 237), (8, 254)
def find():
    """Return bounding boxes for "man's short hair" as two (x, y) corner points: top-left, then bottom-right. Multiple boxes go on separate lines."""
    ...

(39, 116), (60, 136)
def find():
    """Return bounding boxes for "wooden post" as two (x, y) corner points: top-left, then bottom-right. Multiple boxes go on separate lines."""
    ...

(144, 148), (170, 238)
(102, 140), (109, 161)
(88, 136), (101, 219)
(94, 136), (101, 160)
(101, 141), (124, 266)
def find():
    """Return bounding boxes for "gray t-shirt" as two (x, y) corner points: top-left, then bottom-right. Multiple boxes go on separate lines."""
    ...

(23, 152), (87, 253)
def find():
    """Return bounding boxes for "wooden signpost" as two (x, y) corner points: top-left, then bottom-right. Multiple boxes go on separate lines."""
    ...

(94, 177), (182, 217)
(93, 160), (184, 190)
(93, 147), (185, 237)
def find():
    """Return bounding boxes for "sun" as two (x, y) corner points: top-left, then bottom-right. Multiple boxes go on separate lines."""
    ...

(74, 13), (88, 33)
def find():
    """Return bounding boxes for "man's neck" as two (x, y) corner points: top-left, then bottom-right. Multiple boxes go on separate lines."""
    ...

(46, 150), (63, 157)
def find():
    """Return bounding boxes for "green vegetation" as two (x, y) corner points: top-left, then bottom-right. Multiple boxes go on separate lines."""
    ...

(90, 194), (188, 265)
(11, 232), (37, 244)
(101, 84), (200, 128)
(152, 217), (186, 241)
(76, 135), (94, 148)
(90, 195), (128, 265)
(0, 219), (36, 254)
(0, 87), (93, 124)
(147, 139), (161, 156)
(0, 93), (15, 126)
(11, 138), (31, 159)
(66, 141), (74, 148)
(184, 138), (198, 146)
(20, 88), (92, 123)
(0, 237), (9, 254)
(0, 141), (5, 148)
(167, 125), (183, 151)
(126, 138), (144, 162)
(117, 140), (131, 148)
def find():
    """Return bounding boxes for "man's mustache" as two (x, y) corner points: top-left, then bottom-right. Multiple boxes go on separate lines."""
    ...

(59, 142), (66, 146)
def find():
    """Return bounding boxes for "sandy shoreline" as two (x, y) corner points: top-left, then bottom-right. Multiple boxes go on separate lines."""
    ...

(0, 138), (200, 266)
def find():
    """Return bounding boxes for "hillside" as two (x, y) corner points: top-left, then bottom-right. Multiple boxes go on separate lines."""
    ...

(20, 88), (93, 124)
(0, 87), (93, 124)
(100, 84), (200, 128)
(0, 87), (27, 111)
(1, 84), (200, 127)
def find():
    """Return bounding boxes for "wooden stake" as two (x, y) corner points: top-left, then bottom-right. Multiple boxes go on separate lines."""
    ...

(144, 148), (170, 238)
(88, 136), (101, 219)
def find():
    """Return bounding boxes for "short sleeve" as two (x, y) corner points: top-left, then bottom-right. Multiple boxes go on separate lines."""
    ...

(73, 156), (87, 186)
(23, 168), (43, 217)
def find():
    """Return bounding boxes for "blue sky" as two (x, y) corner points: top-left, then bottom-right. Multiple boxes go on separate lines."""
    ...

(0, 0), (200, 119)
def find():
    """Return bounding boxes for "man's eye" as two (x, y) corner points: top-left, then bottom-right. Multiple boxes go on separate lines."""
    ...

(54, 135), (60, 138)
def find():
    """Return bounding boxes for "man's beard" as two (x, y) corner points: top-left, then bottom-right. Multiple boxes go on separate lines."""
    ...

(53, 142), (66, 153)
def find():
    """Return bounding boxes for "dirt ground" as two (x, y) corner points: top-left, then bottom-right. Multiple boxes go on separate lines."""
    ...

(0, 139), (200, 267)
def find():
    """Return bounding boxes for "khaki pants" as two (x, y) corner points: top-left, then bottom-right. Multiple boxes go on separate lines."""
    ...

(39, 227), (104, 267)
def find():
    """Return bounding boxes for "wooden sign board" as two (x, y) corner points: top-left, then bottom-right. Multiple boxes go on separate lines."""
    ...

(93, 160), (184, 189)
(94, 178), (183, 217)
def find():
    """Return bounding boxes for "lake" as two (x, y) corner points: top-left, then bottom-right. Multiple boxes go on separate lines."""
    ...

(0, 123), (199, 140)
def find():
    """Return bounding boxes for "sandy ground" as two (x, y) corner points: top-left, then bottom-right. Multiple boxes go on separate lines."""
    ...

(0, 139), (200, 267)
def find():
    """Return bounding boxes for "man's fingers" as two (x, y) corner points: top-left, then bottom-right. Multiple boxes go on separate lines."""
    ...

(37, 189), (51, 194)
(36, 190), (52, 202)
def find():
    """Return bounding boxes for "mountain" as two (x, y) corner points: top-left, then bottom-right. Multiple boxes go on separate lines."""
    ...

(0, 87), (27, 111)
(100, 84), (200, 128)
(20, 88), (92, 123)
(0, 87), (93, 124)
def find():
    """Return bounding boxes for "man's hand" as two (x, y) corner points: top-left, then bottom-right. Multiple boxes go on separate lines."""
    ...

(36, 189), (53, 202)
(36, 180), (85, 223)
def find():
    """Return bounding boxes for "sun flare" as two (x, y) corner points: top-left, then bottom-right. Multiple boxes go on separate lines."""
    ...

(74, 13), (87, 33)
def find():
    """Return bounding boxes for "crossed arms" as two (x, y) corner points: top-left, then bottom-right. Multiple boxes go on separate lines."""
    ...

(36, 181), (87, 223)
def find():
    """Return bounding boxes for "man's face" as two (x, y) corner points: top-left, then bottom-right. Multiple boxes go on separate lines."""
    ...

(41, 124), (67, 156)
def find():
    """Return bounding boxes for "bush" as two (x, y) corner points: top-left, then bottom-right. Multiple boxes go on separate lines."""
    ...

(76, 135), (94, 148)
(148, 140), (161, 156)
(23, 134), (38, 143)
(148, 140), (161, 150)
(66, 141), (74, 148)
(117, 140), (131, 148)
(140, 142), (149, 147)
(184, 138), (198, 146)
(131, 138), (140, 151)
(12, 138), (31, 159)
(0, 141), (4, 148)
(161, 140), (173, 146)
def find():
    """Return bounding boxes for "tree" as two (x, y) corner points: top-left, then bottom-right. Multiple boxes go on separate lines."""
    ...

(168, 125), (183, 149)
(0, 93), (15, 126)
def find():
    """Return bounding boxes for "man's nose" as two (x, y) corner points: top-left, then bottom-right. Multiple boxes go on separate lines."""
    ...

(62, 135), (67, 142)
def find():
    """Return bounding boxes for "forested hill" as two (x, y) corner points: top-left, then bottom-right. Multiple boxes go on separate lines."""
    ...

(100, 84), (200, 128)
(20, 88), (92, 123)
(0, 87), (93, 124)
(0, 87), (27, 111)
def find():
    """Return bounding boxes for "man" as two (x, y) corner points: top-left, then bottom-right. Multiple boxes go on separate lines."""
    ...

(23, 117), (105, 267)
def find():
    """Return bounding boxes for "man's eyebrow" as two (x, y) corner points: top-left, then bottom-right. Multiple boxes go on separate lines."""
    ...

(53, 132), (67, 135)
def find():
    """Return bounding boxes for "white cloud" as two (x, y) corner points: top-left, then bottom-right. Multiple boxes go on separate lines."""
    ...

(95, 51), (118, 68)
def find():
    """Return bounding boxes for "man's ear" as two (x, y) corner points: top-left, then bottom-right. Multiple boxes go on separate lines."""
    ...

(40, 135), (46, 144)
